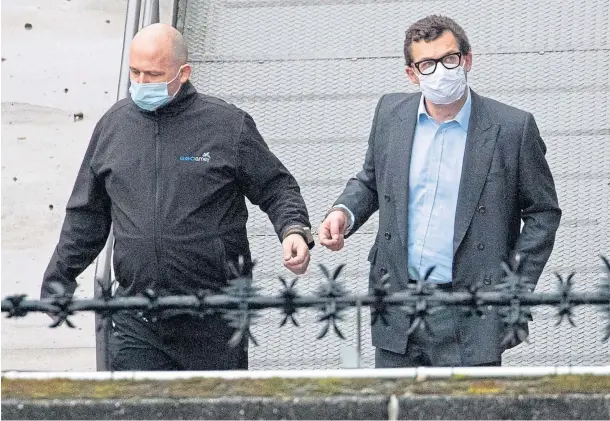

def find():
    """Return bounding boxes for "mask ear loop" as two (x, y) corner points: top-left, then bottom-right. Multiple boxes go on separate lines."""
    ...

(169, 64), (187, 98)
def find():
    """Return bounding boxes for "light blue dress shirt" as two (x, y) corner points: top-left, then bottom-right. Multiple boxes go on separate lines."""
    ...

(337, 90), (472, 284)
(408, 90), (471, 283)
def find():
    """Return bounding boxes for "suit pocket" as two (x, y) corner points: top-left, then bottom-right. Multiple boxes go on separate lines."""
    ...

(484, 164), (508, 201)
(487, 171), (506, 183)
(486, 163), (507, 182)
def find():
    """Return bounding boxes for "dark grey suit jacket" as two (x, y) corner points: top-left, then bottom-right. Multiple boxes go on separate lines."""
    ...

(334, 90), (561, 364)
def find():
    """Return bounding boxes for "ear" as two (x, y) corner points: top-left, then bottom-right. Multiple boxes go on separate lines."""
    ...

(179, 64), (192, 83)
(463, 52), (473, 73)
(405, 66), (419, 85)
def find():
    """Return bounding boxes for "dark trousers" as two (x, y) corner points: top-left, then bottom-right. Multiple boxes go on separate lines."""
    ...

(375, 281), (501, 368)
(109, 311), (248, 371)
(376, 347), (501, 367)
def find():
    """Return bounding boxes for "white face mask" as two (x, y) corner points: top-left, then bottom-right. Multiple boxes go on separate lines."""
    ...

(418, 65), (467, 105)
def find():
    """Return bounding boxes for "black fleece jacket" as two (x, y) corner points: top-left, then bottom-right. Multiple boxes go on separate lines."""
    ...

(42, 81), (312, 299)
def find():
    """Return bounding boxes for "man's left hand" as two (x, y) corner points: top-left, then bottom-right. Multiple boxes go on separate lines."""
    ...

(282, 233), (310, 275)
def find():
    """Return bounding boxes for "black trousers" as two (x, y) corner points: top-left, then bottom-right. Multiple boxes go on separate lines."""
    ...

(109, 311), (248, 371)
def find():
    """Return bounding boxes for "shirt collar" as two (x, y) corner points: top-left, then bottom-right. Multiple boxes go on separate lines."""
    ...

(417, 88), (472, 130)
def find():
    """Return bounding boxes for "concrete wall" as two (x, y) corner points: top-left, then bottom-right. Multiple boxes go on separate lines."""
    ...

(4, 395), (610, 420)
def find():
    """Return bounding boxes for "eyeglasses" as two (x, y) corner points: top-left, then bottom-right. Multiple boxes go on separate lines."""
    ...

(413, 52), (462, 75)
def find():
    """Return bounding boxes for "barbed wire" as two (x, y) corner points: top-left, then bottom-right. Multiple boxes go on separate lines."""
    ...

(3, 256), (609, 347)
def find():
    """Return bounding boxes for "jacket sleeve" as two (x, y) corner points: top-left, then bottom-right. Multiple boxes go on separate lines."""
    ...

(332, 95), (384, 237)
(41, 121), (112, 299)
(513, 113), (562, 287)
(236, 113), (312, 244)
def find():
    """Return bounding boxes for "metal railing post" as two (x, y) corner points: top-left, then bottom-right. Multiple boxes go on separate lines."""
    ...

(115, 0), (143, 102)
(141, 0), (160, 29)
(93, 240), (115, 371)
(356, 298), (362, 369)
(94, 0), (146, 371)
(171, 0), (180, 29)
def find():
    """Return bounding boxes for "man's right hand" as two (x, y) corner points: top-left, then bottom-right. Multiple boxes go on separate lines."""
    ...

(318, 210), (348, 251)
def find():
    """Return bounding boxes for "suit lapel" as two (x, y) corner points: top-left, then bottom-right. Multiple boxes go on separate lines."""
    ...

(453, 91), (500, 255)
(393, 94), (420, 249)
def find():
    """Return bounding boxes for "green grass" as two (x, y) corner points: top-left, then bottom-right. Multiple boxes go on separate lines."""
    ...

(2, 375), (609, 400)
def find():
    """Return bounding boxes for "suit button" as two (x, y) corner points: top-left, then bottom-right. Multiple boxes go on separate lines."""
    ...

(380, 267), (387, 276)
(384, 195), (391, 202)
(484, 277), (492, 285)
(477, 243), (485, 250)
(385, 232), (391, 240)
(478, 206), (486, 214)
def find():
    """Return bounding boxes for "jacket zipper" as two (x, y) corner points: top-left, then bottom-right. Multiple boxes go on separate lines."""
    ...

(154, 119), (162, 288)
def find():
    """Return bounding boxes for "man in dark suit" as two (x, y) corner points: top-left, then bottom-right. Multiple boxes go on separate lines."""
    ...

(318, 15), (561, 367)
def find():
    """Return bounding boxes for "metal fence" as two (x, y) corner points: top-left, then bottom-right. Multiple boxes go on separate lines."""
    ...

(4, 257), (610, 368)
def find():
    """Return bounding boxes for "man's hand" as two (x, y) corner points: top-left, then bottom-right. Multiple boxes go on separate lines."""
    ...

(282, 233), (311, 275)
(319, 210), (348, 251)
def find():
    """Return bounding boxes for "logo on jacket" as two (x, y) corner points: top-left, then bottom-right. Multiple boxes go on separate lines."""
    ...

(180, 152), (210, 162)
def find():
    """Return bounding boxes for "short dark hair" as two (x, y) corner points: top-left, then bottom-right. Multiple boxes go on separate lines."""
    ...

(404, 15), (471, 66)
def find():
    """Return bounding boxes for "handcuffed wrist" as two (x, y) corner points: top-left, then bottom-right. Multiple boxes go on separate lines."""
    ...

(282, 225), (315, 250)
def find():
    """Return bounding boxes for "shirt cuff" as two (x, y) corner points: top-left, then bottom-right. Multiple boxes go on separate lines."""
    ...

(332, 204), (355, 235)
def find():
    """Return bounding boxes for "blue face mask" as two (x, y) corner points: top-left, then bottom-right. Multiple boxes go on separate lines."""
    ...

(129, 66), (184, 111)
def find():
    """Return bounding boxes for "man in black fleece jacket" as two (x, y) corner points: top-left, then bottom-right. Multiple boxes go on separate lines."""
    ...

(41, 23), (314, 370)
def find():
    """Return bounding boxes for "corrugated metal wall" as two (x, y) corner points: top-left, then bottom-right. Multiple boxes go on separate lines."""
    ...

(175, 0), (610, 368)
